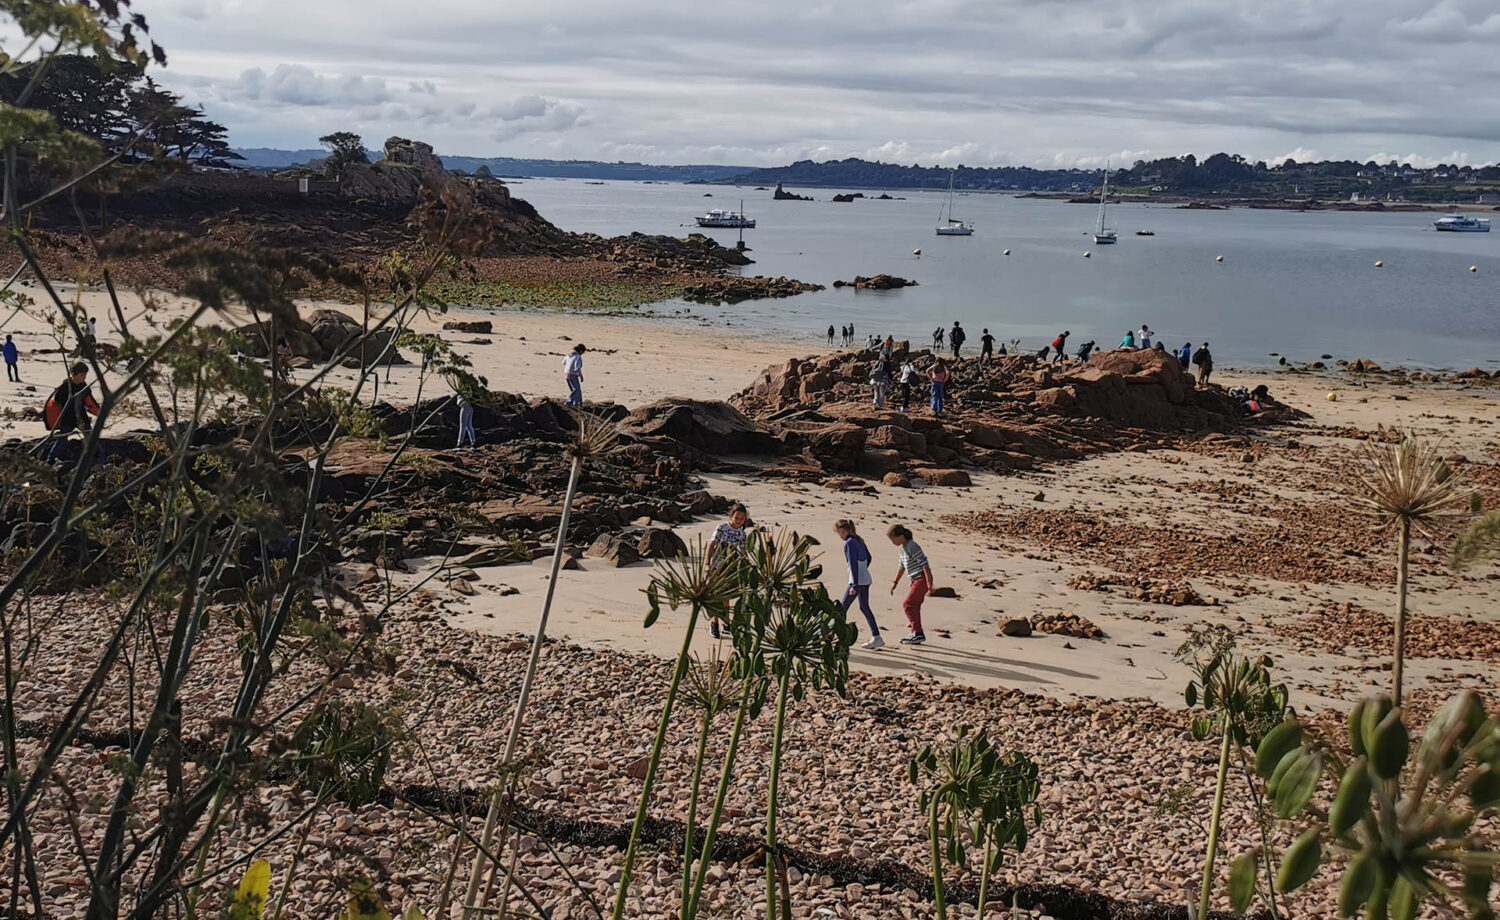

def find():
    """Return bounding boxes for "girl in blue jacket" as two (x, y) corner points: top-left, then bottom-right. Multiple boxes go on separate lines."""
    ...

(835, 519), (884, 650)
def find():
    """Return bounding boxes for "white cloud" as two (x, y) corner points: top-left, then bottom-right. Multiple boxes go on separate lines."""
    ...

(139, 0), (1500, 167)
(487, 95), (587, 141)
(1271, 147), (1320, 165)
(232, 64), (390, 107)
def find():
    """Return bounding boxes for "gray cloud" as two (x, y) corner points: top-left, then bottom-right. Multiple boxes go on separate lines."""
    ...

(139, 0), (1500, 166)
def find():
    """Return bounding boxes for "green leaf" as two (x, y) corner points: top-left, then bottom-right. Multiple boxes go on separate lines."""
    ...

(1229, 852), (1258, 912)
(1329, 757), (1373, 836)
(1388, 875), (1418, 920)
(1338, 852), (1378, 917)
(1275, 830), (1322, 893)
(1185, 682), (1198, 707)
(227, 859), (271, 920)
(1272, 749), (1323, 818)
(1255, 719), (1304, 779)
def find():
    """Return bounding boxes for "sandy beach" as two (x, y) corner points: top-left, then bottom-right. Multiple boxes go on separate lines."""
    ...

(8, 285), (1496, 709)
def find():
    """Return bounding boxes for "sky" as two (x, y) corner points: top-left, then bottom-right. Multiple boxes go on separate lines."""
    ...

(134, 0), (1500, 168)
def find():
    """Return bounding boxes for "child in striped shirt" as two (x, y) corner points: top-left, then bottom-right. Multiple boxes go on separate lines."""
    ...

(886, 524), (933, 645)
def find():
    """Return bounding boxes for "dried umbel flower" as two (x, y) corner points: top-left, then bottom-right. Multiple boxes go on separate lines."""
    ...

(645, 537), (739, 626)
(1348, 434), (1469, 538)
(567, 410), (620, 462)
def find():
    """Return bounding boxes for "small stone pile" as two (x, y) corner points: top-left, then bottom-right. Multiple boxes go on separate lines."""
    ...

(1068, 573), (1208, 606)
(1030, 612), (1107, 638)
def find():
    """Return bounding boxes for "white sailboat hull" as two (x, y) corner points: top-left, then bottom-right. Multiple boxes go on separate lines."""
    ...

(1093, 232), (1118, 244)
(936, 226), (974, 236)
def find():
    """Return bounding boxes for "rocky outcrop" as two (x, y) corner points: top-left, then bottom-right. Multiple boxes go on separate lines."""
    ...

(442, 320), (494, 334)
(620, 399), (784, 457)
(773, 183), (814, 201)
(832, 275), (918, 290)
(728, 347), (1297, 480)
(830, 193), (865, 203)
(681, 276), (824, 304)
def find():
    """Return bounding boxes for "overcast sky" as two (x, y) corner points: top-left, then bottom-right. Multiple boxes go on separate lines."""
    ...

(142, 0), (1500, 168)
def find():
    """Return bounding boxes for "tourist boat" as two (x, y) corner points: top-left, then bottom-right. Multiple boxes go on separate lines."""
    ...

(1094, 162), (1118, 244)
(1433, 214), (1491, 232)
(936, 170), (974, 236)
(696, 208), (755, 228)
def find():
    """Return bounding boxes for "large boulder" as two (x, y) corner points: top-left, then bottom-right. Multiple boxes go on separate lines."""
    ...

(232, 320), (323, 361)
(307, 309), (408, 366)
(620, 400), (783, 456)
(382, 136), (444, 171)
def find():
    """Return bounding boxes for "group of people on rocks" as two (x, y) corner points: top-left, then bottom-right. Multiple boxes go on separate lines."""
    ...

(865, 347), (952, 414)
(829, 319), (1221, 392)
(706, 504), (937, 649)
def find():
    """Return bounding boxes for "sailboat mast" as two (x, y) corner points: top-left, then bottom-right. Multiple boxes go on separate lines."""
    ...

(1096, 162), (1110, 234)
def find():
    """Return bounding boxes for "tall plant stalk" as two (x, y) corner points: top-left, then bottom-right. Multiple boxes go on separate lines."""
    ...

(461, 451), (582, 915)
(680, 705), (714, 913)
(1348, 434), (1469, 707)
(1198, 724), (1233, 920)
(610, 605), (702, 920)
(928, 792), (950, 919)
(1391, 518), (1411, 705)
(764, 671), (792, 920)
(683, 677), (754, 919)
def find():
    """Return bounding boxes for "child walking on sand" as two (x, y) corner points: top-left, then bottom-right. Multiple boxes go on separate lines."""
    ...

(835, 520), (884, 650)
(887, 524), (933, 645)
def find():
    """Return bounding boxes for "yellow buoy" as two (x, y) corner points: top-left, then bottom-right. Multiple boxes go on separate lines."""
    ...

(1327, 392), (1338, 402)
(1215, 255), (1224, 262)
(913, 249), (921, 257)
(1084, 251), (1091, 258)
(1374, 260), (1383, 267)
(1471, 265), (1479, 273)
(1003, 249), (1011, 255)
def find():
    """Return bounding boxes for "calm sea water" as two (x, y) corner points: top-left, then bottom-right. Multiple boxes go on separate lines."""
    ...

(507, 178), (1500, 370)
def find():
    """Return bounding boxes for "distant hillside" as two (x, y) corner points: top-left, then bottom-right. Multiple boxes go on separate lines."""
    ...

(723, 158), (1095, 192)
(231, 148), (751, 182)
(726, 155), (1500, 203)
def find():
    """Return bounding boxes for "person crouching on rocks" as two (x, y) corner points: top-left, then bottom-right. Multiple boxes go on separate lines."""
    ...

(836, 519), (884, 650)
(706, 503), (751, 639)
(928, 359), (951, 414)
(887, 524), (932, 645)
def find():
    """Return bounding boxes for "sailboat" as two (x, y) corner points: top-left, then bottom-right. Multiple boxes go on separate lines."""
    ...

(1094, 162), (1118, 244)
(936, 170), (974, 236)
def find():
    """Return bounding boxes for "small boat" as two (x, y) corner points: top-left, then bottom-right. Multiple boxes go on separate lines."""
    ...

(696, 208), (755, 228)
(936, 169), (974, 236)
(1434, 214), (1491, 232)
(1135, 230), (1155, 236)
(1093, 162), (1118, 244)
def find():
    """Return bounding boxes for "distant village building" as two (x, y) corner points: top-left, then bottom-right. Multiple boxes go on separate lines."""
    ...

(1477, 191), (1500, 205)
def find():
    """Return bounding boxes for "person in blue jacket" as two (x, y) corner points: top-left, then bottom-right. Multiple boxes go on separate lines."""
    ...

(1178, 342), (1193, 369)
(2, 335), (17, 381)
(835, 519), (884, 650)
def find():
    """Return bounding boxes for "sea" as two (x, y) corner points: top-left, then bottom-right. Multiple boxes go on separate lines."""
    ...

(507, 178), (1500, 371)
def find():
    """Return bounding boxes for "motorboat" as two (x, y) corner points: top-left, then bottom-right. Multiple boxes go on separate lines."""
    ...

(696, 208), (755, 228)
(1434, 214), (1490, 232)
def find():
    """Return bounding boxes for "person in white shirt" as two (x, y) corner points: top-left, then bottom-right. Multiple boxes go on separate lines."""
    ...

(563, 343), (586, 407)
(1138, 325), (1153, 350)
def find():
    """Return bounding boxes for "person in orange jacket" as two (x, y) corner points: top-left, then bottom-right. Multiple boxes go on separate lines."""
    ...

(46, 362), (100, 434)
